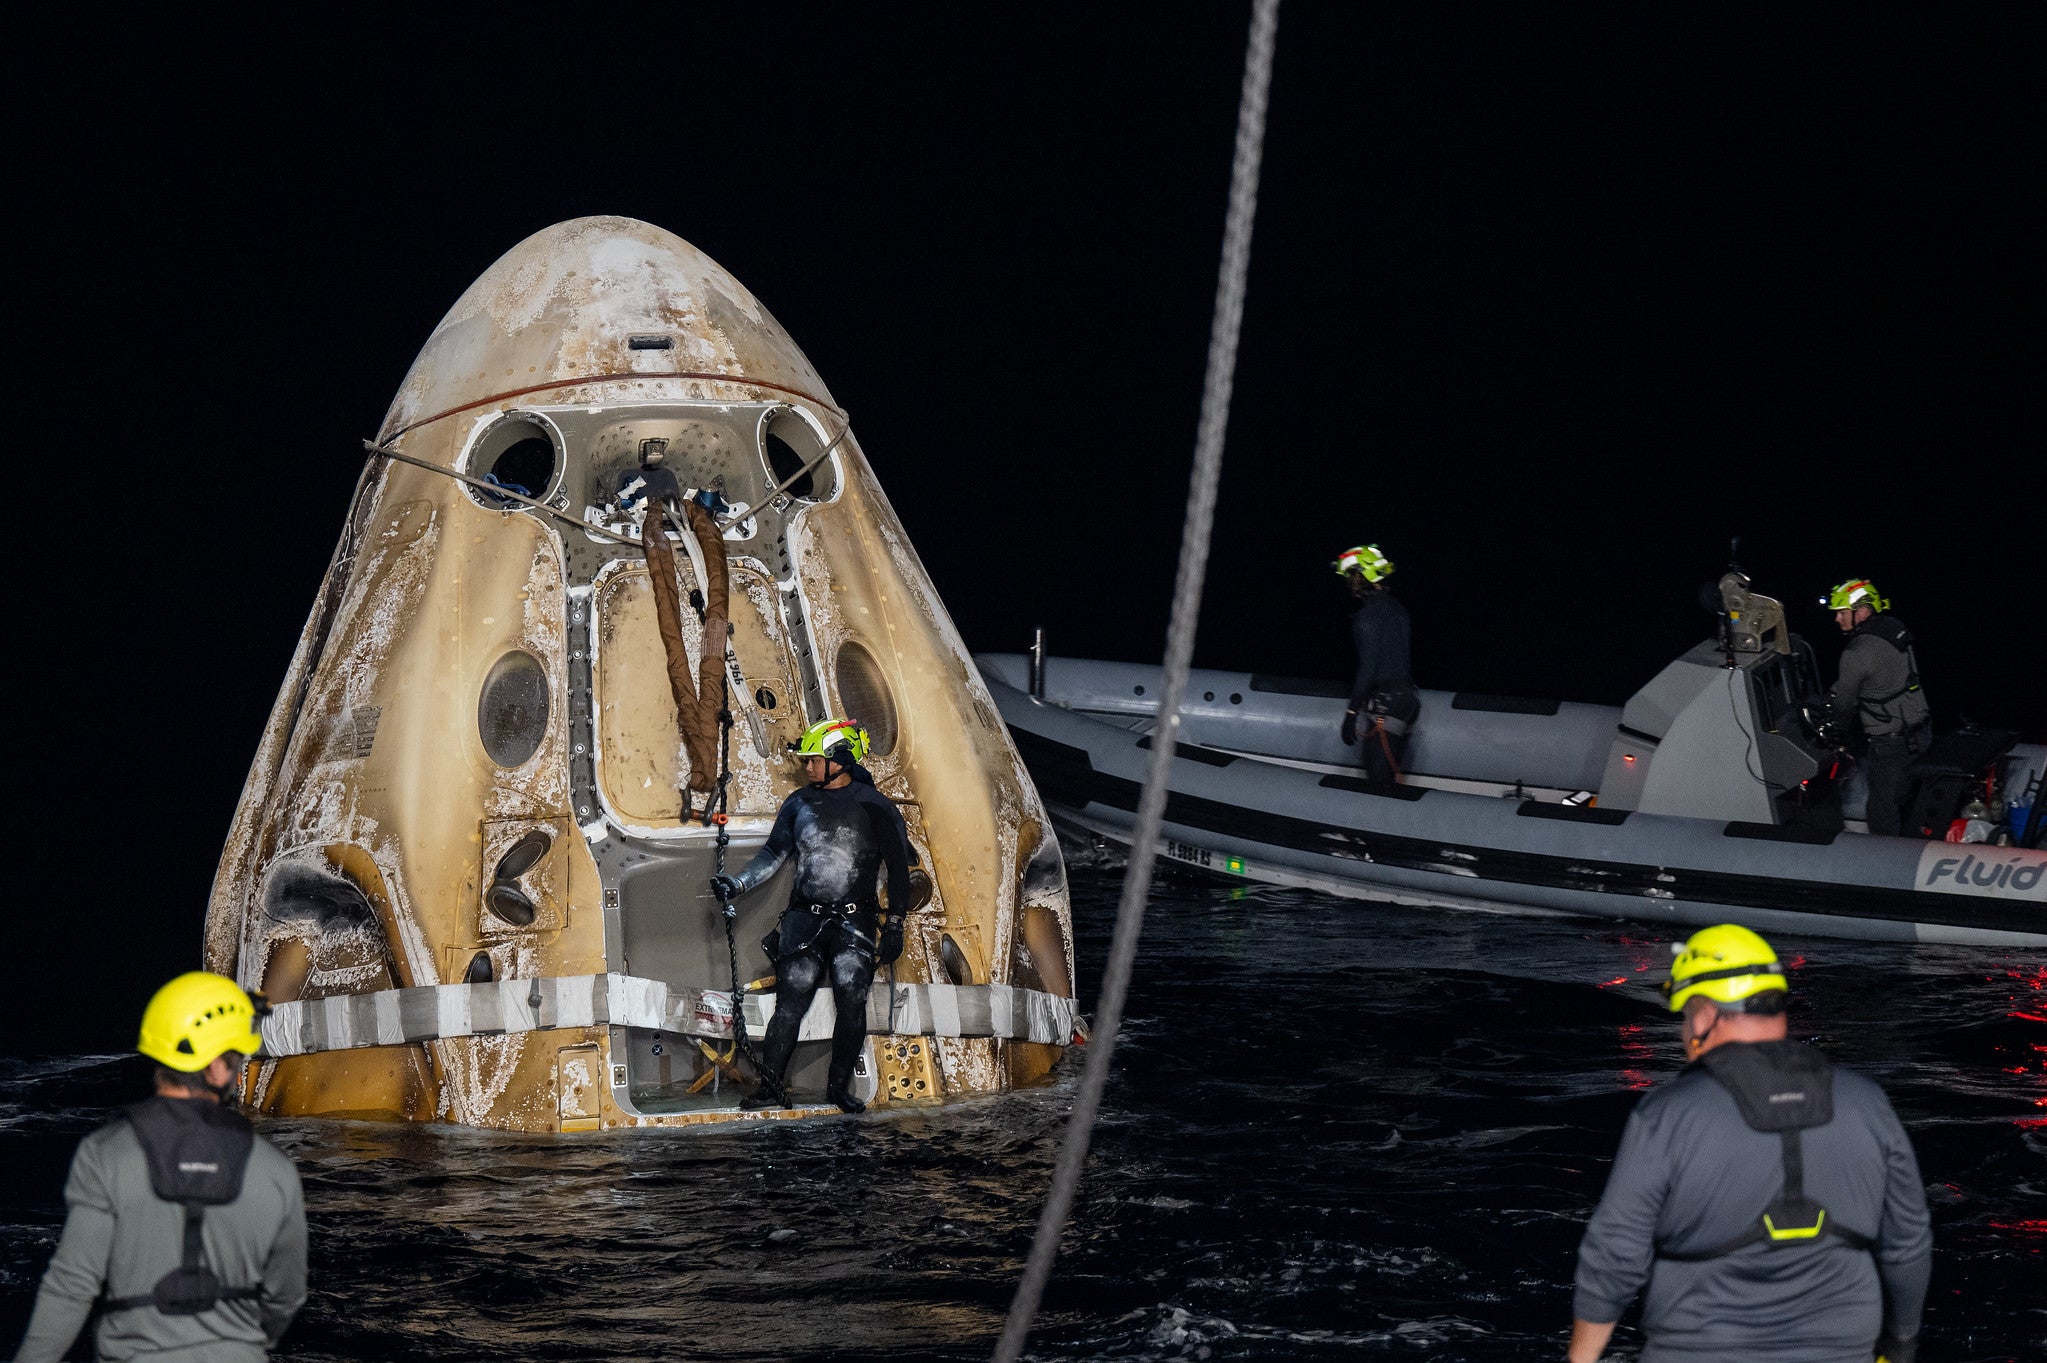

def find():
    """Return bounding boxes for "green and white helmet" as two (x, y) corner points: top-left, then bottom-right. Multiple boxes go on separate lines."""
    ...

(793, 717), (870, 765)
(1334, 544), (1394, 583)
(1822, 578), (1887, 614)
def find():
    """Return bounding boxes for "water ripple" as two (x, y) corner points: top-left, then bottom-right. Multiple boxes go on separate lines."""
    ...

(3, 871), (2043, 1360)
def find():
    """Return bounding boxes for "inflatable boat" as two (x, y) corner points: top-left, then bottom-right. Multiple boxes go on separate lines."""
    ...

(979, 586), (2045, 947)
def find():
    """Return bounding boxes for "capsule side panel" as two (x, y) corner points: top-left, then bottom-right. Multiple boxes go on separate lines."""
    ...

(215, 422), (608, 1127)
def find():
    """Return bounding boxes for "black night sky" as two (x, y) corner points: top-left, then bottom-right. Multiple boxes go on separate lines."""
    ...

(16, 7), (2042, 1046)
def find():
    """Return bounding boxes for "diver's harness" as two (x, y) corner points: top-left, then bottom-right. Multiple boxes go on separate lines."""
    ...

(765, 898), (900, 1063)
(769, 900), (883, 961)
(1350, 689), (1417, 780)
(1655, 1042), (1875, 1262)
(101, 1098), (265, 1317)
(1845, 616), (1925, 730)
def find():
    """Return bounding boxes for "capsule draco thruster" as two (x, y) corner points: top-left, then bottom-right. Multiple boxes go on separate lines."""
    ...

(205, 216), (1076, 1130)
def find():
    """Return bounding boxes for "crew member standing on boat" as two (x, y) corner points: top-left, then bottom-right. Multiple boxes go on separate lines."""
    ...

(712, 718), (911, 1114)
(13, 973), (307, 1363)
(1567, 926), (1931, 1363)
(1336, 544), (1421, 783)
(1821, 579), (1931, 838)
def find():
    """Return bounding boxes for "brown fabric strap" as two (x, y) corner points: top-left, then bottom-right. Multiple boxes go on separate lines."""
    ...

(1372, 718), (1403, 781)
(640, 499), (731, 807)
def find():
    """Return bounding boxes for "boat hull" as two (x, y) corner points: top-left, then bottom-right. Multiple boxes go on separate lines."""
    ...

(981, 656), (2047, 948)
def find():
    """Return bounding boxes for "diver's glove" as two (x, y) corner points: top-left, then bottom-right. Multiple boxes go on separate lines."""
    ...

(1874, 1332), (1917, 1363)
(709, 874), (740, 901)
(1340, 709), (1359, 746)
(879, 918), (905, 964)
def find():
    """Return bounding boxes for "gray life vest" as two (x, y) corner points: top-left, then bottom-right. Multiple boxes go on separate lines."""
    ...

(1656, 1041), (1876, 1261)
(1850, 615), (1925, 727)
(101, 1097), (265, 1316)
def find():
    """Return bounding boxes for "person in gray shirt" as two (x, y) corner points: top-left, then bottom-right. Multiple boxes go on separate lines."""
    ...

(13, 972), (306, 1363)
(1569, 925), (1931, 1363)
(1820, 578), (1931, 838)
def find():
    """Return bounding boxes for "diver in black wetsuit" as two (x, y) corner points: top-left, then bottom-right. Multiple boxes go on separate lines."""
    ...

(712, 717), (911, 1114)
(1335, 543), (1421, 783)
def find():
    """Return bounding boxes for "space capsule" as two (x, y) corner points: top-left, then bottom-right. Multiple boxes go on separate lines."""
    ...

(204, 217), (1076, 1130)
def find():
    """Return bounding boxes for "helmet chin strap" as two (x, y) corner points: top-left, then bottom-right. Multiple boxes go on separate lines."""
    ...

(197, 1057), (245, 1107)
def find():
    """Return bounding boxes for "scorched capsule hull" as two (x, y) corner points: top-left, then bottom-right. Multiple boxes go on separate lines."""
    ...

(206, 217), (1075, 1130)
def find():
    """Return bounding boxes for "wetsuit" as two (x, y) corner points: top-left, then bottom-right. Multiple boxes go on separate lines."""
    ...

(1826, 614), (1930, 837)
(1574, 1041), (1931, 1363)
(1347, 590), (1421, 783)
(14, 1096), (307, 1363)
(726, 763), (911, 1101)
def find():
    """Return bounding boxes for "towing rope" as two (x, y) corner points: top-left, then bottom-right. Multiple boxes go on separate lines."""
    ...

(993, 3), (1280, 1358)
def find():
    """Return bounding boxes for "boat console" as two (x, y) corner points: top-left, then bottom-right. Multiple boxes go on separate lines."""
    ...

(1595, 575), (1833, 825)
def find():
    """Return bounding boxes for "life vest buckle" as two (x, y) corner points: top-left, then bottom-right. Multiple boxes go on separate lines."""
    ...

(1762, 1200), (1827, 1242)
(151, 1264), (225, 1316)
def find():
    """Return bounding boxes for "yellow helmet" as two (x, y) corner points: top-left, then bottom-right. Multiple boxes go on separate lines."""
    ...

(1662, 924), (1788, 1013)
(138, 972), (266, 1071)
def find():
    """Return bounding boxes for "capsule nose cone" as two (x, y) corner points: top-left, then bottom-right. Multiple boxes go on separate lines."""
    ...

(380, 216), (835, 440)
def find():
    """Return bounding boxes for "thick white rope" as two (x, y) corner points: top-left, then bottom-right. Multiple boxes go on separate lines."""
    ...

(992, 3), (1281, 1358)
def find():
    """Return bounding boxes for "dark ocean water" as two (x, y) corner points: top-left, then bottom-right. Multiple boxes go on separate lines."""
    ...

(5, 868), (2043, 1361)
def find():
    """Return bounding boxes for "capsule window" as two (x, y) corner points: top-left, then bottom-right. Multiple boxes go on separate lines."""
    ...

(763, 429), (813, 499)
(758, 408), (839, 504)
(465, 416), (561, 510)
(834, 640), (898, 758)
(262, 860), (377, 932)
(478, 651), (549, 767)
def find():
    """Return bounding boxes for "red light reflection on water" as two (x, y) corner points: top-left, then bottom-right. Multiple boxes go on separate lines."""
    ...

(1617, 1023), (1654, 1092)
(1598, 976), (1628, 988)
(2003, 967), (2047, 1025)
(1986, 1219), (2047, 1237)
